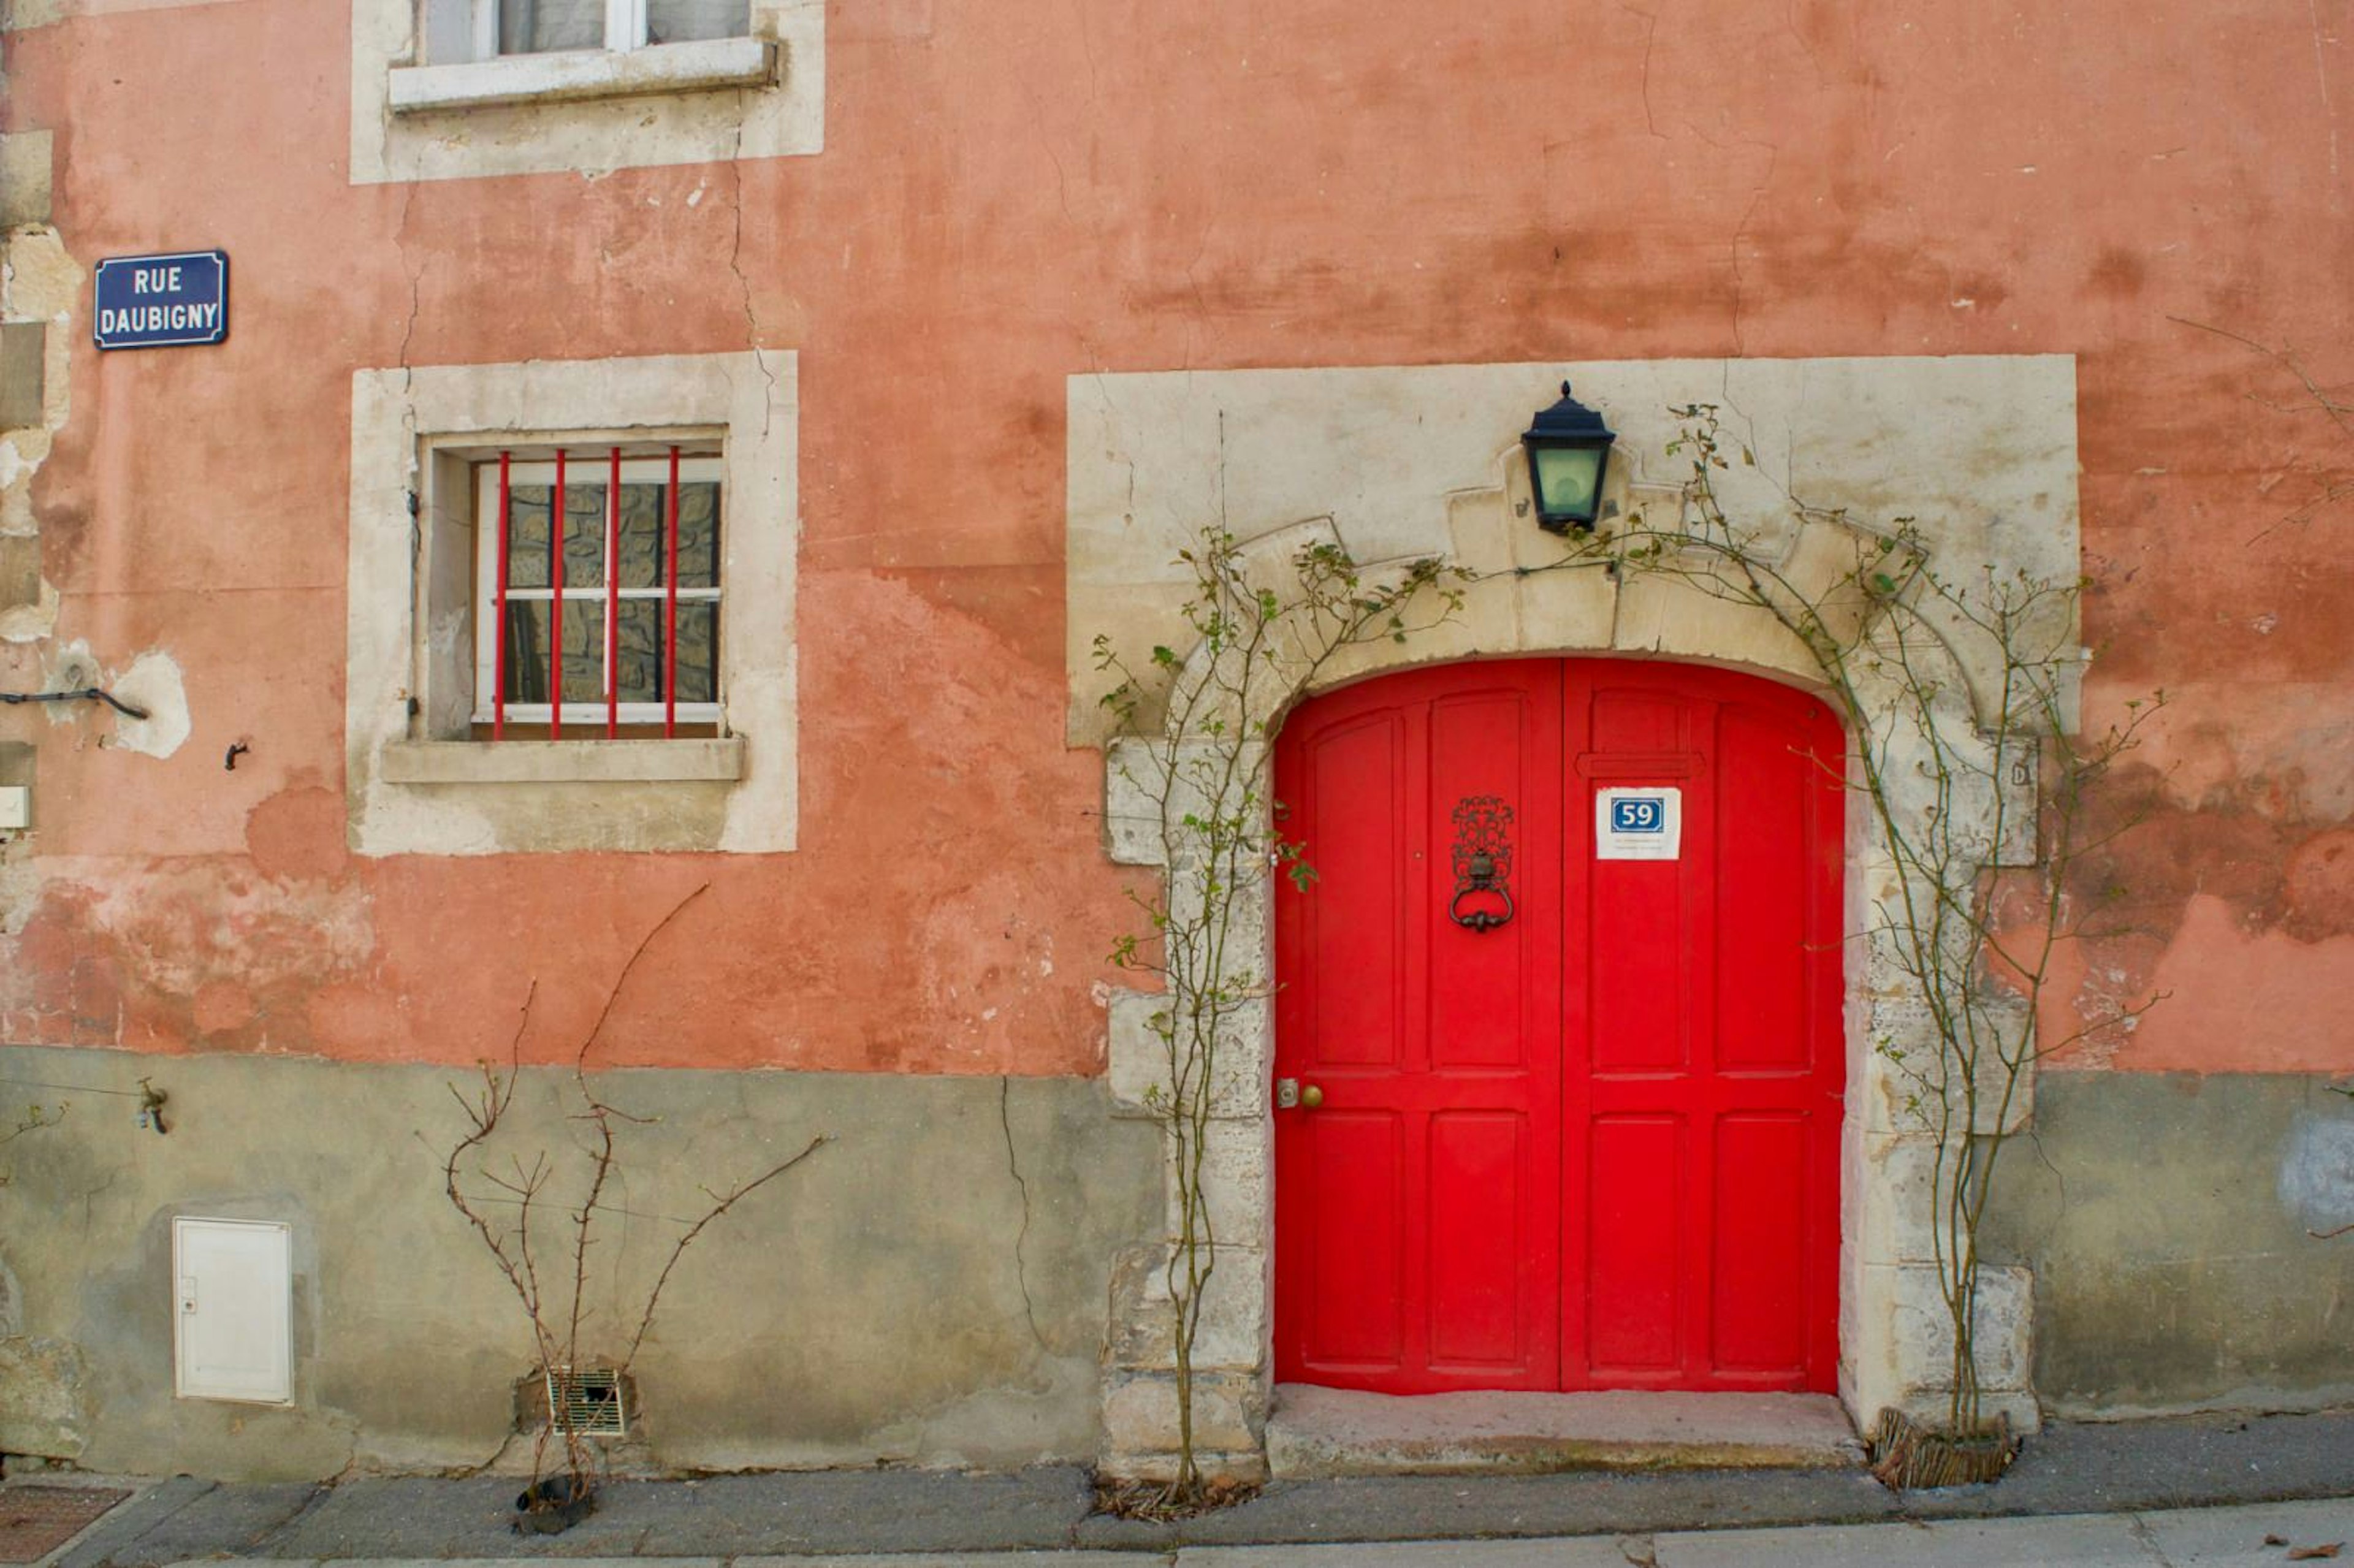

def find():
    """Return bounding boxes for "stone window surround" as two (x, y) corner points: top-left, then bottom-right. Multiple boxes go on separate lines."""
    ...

(346, 349), (796, 856)
(1075, 357), (2077, 1478)
(350, 0), (823, 185)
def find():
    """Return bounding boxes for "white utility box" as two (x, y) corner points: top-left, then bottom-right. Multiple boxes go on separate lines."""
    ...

(0, 786), (28, 830)
(172, 1217), (294, 1404)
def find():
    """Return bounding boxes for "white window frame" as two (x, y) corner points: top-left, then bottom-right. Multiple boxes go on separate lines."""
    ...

(460, 0), (745, 61)
(470, 452), (726, 730)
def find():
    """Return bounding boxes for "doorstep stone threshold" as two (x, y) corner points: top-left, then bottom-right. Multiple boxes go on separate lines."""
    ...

(1265, 1383), (1865, 1478)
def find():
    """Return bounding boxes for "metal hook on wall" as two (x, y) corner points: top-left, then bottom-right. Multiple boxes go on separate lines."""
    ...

(135, 1078), (169, 1135)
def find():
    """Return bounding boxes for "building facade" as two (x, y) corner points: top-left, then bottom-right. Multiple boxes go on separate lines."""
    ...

(1, 0), (2350, 1482)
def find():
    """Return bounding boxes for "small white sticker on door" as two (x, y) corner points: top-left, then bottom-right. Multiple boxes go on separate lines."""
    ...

(1596, 786), (1682, 860)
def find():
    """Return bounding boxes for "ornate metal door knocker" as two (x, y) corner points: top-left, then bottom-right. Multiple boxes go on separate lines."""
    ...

(1449, 794), (1516, 933)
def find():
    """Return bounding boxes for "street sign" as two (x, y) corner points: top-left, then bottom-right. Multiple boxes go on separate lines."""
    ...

(94, 250), (229, 351)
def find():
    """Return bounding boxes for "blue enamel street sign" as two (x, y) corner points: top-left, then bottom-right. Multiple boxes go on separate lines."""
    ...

(93, 250), (229, 351)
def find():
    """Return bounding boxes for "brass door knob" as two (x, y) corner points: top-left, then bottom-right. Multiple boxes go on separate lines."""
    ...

(1300, 1084), (1324, 1109)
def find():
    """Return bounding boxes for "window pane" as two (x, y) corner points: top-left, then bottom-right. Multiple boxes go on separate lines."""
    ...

(616, 600), (664, 704)
(500, 0), (602, 52)
(647, 0), (748, 43)
(677, 482), (720, 589)
(500, 600), (608, 706)
(561, 601), (606, 704)
(562, 481), (606, 589)
(676, 601), (720, 704)
(506, 486), (552, 590)
(616, 484), (665, 590)
(502, 600), (550, 703)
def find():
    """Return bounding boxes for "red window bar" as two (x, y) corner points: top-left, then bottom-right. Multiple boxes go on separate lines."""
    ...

(606, 446), (622, 738)
(549, 449), (566, 740)
(665, 444), (681, 737)
(493, 451), (512, 740)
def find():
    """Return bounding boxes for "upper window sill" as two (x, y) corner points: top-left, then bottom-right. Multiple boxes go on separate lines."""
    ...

(381, 737), (745, 786)
(387, 36), (776, 115)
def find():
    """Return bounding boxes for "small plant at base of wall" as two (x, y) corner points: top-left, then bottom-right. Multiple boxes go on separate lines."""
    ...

(436, 883), (831, 1532)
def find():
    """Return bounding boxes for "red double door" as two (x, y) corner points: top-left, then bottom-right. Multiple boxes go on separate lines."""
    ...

(1272, 658), (1845, 1394)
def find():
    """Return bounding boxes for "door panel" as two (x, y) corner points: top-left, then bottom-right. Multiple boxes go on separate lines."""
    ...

(1303, 1111), (1404, 1369)
(1711, 1112), (1811, 1375)
(1427, 1111), (1529, 1369)
(1585, 1113), (1684, 1374)
(1274, 658), (1843, 1395)
(1274, 663), (1563, 1392)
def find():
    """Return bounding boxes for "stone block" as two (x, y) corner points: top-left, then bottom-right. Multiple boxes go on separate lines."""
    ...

(1444, 487), (1518, 578)
(1099, 1369), (1263, 1464)
(0, 133), (53, 229)
(1102, 737), (1270, 870)
(0, 323), (44, 431)
(1880, 1261), (2033, 1395)
(1105, 989), (1268, 1121)
(1162, 1116), (1271, 1250)
(1612, 568), (1819, 687)
(0, 535), (38, 614)
(1859, 991), (2034, 1137)
(1102, 1446), (1270, 1485)
(1104, 1243), (1268, 1374)
(0, 1335), (85, 1459)
(1512, 553), (1618, 653)
(1854, 1134), (1946, 1268)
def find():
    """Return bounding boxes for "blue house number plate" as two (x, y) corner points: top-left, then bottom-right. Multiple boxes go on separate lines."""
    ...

(1596, 786), (1682, 861)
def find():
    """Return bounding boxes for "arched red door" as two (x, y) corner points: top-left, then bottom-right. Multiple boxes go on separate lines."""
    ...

(1271, 658), (1844, 1394)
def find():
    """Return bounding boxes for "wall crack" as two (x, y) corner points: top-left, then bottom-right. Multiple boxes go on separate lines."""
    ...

(999, 1075), (1047, 1350)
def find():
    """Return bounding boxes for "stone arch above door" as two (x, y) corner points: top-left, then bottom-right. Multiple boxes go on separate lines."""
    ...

(1075, 357), (2076, 1481)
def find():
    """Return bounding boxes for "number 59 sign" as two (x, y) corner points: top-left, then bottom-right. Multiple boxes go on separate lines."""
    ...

(1596, 786), (1682, 860)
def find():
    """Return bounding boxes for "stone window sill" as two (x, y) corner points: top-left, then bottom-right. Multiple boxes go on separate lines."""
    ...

(380, 738), (745, 785)
(387, 37), (776, 115)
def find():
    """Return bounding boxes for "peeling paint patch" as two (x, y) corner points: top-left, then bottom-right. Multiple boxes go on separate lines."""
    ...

(2280, 1109), (2354, 1233)
(245, 787), (351, 883)
(105, 652), (191, 759)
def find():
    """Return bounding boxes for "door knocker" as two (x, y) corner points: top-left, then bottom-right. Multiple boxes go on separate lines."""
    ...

(1449, 794), (1516, 933)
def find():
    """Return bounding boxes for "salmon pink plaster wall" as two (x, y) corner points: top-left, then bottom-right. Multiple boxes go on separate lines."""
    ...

(0, 0), (2348, 1079)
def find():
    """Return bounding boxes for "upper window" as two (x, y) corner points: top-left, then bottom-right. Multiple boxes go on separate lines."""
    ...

(351, 0), (822, 185)
(457, 0), (748, 60)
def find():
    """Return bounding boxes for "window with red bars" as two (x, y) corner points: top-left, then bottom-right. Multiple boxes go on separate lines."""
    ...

(472, 445), (722, 739)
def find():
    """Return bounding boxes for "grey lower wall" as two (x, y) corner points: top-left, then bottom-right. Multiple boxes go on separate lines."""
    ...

(1987, 1070), (2354, 1420)
(0, 1047), (1159, 1481)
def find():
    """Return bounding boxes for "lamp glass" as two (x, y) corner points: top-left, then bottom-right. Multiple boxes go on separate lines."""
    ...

(1532, 444), (1606, 522)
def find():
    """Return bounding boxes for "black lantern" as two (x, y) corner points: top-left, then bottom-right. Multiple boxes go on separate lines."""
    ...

(1520, 381), (1617, 533)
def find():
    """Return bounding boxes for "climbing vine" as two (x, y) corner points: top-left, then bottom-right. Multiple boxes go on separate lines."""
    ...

(1096, 525), (1460, 1506)
(1541, 408), (2161, 1482)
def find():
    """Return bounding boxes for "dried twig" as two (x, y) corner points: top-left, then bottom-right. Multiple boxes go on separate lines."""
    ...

(436, 884), (827, 1511)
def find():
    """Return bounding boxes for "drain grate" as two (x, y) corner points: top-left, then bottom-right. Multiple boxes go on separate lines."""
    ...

(0, 1487), (132, 1564)
(545, 1367), (627, 1438)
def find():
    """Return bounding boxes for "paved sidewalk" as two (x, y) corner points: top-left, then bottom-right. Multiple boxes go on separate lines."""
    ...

(54, 1499), (2354, 1566)
(18, 1410), (2354, 1566)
